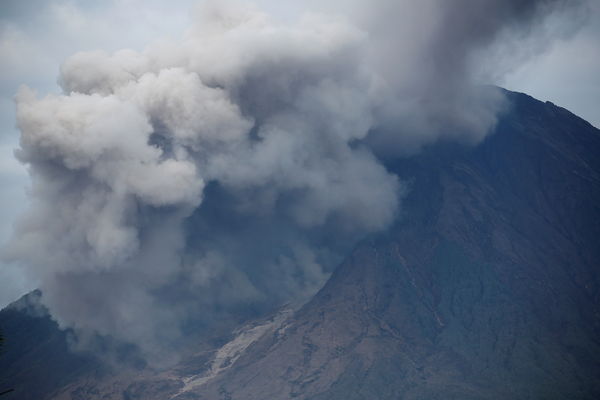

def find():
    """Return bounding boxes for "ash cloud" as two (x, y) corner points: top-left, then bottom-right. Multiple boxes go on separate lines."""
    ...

(358, 0), (581, 154)
(4, 0), (580, 363)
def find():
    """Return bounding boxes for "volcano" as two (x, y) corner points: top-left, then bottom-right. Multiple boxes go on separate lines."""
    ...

(1, 89), (600, 399)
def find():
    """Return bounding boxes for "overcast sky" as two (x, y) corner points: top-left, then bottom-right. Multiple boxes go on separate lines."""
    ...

(0, 0), (598, 309)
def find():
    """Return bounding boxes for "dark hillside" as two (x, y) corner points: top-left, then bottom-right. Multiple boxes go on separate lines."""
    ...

(193, 90), (600, 399)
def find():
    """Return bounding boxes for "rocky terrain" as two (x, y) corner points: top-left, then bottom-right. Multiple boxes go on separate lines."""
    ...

(1, 89), (599, 399)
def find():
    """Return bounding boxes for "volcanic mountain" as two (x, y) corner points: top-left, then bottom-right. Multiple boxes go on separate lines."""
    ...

(1, 89), (600, 399)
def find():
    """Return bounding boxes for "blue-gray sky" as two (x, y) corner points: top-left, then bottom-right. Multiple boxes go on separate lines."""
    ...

(0, 0), (599, 312)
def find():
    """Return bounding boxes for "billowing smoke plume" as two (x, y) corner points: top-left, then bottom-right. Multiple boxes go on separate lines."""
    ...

(5, 0), (578, 363)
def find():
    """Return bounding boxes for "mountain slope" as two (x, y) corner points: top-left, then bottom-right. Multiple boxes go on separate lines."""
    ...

(190, 90), (600, 399)
(0, 292), (100, 399)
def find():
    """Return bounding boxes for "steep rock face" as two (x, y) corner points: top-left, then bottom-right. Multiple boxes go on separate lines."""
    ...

(192, 91), (600, 399)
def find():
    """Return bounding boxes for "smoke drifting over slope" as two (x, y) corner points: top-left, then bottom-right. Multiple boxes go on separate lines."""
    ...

(5, 0), (579, 362)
